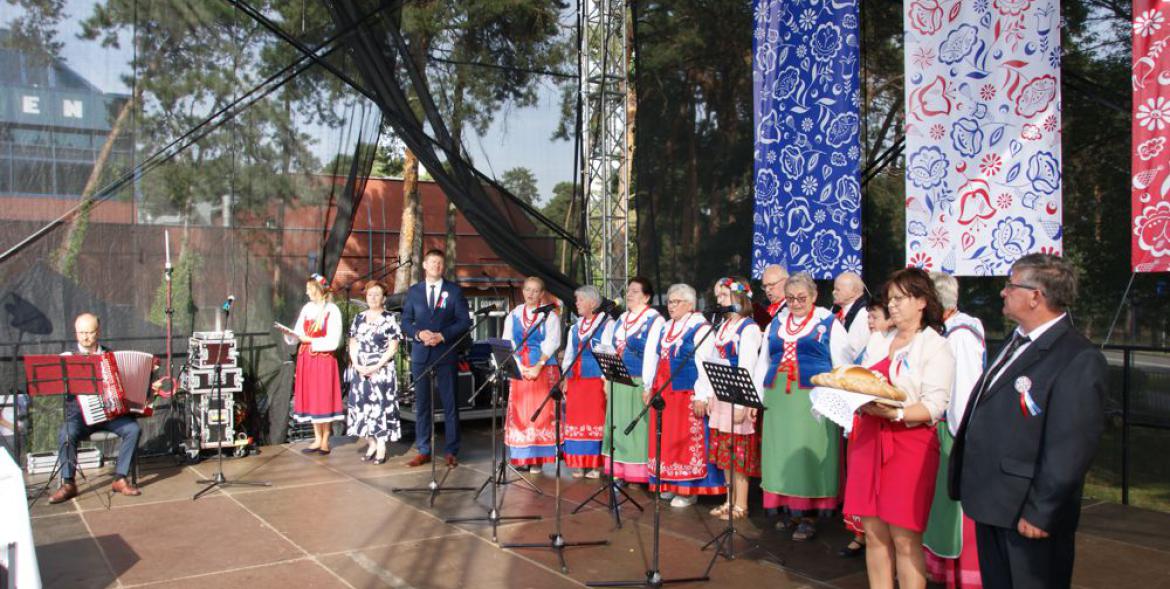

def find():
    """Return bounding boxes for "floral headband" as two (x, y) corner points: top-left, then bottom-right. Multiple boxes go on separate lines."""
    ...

(310, 273), (331, 291)
(718, 277), (753, 298)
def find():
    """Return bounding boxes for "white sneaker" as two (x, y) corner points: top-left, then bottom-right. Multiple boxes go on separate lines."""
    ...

(670, 495), (697, 508)
(659, 491), (675, 500)
(585, 469), (601, 479)
(529, 465), (542, 474)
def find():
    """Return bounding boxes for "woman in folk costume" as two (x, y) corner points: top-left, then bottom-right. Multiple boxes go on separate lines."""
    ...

(704, 277), (763, 520)
(923, 272), (987, 589)
(279, 273), (344, 454)
(753, 272), (850, 542)
(844, 268), (954, 589)
(647, 283), (726, 508)
(503, 276), (562, 471)
(562, 285), (610, 478)
(599, 277), (663, 484)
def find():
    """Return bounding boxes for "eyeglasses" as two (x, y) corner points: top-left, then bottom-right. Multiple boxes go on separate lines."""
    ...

(888, 294), (910, 305)
(1005, 281), (1042, 293)
(666, 299), (688, 306)
(784, 295), (809, 304)
(762, 280), (783, 288)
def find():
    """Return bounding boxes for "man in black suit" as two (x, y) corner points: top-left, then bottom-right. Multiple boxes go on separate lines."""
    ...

(949, 253), (1106, 588)
(401, 249), (471, 468)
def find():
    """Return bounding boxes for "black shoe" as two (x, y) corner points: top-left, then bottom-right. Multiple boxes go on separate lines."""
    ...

(838, 540), (865, 558)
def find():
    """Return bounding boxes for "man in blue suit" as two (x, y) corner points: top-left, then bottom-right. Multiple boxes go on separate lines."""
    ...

(401, 249), (471, 467)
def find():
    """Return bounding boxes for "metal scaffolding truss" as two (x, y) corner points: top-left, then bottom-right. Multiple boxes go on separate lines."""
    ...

(581, 0), (630, 300)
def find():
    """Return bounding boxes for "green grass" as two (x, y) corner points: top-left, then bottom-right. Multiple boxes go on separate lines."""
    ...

(1084, 418), (1170, 512)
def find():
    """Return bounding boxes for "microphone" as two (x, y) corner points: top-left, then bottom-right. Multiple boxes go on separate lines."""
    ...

(704, 304), (740, 315)
(221, 295), (236, 312)
(475, 304), (498, 316)
(534, 303), (558, 314)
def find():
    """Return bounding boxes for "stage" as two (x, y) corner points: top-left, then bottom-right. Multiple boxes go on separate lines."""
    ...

(25, 423), (1170, 589)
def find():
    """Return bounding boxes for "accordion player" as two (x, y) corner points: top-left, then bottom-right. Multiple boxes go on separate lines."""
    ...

(50, 313), (151, 504)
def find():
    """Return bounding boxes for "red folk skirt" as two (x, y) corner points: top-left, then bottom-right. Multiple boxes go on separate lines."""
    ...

(707, 430), (761, 477)
(292, 343), (343, 423)
(843, 413), (940, 533)
(646, 359), (725, 497)
(564, 375), (606, 469)
(506, 365), (560, 466)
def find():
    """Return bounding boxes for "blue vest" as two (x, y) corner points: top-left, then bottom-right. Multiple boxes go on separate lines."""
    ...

(716, 320), (753, 366)
(660, 320), (707, 391)
(619, 311), (660, 377)
(764, 313), (836, 388)
(569, 318), (605, 378)
(511, 311), (557, 366)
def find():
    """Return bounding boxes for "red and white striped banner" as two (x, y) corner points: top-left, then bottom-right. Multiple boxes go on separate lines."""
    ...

(1133, 0), (1170, 271)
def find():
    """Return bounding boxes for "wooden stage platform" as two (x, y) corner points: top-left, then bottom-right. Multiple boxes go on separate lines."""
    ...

(25, 423), (1170, 588)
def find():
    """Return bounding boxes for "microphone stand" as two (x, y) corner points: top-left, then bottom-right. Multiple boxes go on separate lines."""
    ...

(443, 338), (542, 541)
(391, 310), (488, 507)
(194, 303), (270, 500)
(588, 311), (718, 588)
(503, 309), (611, 572)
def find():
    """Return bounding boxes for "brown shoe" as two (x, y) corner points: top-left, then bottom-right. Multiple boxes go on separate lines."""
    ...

(406, 453), (431, 467)
(48, 482), (78, 504)
(445, 454), (458, 468)
(110, 478), (142, 497)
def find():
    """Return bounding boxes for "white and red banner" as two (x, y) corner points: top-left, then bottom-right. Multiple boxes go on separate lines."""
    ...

(1133, 1), (1170, 271)
(904, 0), (1062, 275)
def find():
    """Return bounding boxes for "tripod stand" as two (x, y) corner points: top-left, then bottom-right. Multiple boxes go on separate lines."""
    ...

(588, 314), (718, 588)
(698, 361), (780, 573)
(195, 307), (269, 500)
(573, 350), (643, 527)
(392, 311), (495, 506)
(445, 343), (541, 541)
(502, 311), (610, 572)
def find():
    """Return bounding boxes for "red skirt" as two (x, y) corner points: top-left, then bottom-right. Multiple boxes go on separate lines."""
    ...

(707, 430), (761, 477)
(843, 413), (939, 533)
(564, 376), (605, 469)
(292, 344), (343, 423)
(506, 366), (559, 465)
(646, 361), (724, 496)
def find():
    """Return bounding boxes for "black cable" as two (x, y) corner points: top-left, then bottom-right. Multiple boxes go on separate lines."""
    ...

(426, 53), (577, 80)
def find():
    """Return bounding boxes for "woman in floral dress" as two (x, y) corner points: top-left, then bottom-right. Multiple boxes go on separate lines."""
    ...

(345, 281), (403, 464)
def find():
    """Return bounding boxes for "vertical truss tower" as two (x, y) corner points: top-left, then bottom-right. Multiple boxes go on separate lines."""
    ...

(581, 0), (630, 300)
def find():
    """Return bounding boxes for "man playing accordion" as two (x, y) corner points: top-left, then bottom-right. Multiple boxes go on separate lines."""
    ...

(49, 313), (143, 503)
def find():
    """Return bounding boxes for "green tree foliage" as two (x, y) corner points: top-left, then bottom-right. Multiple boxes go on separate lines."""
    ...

(501, 166), (540, 205)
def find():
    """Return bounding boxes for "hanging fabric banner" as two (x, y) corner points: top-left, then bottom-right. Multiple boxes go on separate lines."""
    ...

(904, 0), (1062, 275)
(1133, 0), (1170, 272)
(752, 0), (863, 279)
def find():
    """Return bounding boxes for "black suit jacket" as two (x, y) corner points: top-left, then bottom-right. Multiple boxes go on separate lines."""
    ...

(948, 316), (1106, 534)
(400, 280), (471, 367)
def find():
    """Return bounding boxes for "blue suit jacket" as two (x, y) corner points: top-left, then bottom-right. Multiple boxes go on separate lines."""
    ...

(400, 279), (471, 366)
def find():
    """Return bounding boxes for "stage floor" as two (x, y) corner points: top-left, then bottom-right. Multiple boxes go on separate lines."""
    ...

(25, 424), (1170, 589)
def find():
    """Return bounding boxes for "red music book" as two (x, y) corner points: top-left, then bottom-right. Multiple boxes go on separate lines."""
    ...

(23, 355), (104, 397)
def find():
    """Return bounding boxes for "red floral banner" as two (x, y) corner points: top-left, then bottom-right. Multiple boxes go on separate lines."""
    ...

(1133, 0), (1170, 271)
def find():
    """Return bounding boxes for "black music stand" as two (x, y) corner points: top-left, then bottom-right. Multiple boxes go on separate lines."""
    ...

(572, 349), (644, 527)
(445, 342), (541, 540)
(699, 362), (781, 571)
(469, 343), (543, 498)
(22, 355), (103, 506)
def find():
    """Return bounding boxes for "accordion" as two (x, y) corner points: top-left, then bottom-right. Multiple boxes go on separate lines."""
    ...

(77, 351), (155, 426)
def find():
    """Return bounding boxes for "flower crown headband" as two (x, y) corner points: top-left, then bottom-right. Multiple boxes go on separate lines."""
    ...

(310, 273), (331, 292)
(719, 277), (753, 298)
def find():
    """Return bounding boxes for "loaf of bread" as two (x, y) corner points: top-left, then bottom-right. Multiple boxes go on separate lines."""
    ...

(810, 365), (908, 402)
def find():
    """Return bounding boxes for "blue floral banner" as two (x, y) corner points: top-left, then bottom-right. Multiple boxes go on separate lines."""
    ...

(751, 0), (863, 279)
(904, 0), (1062, 275)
